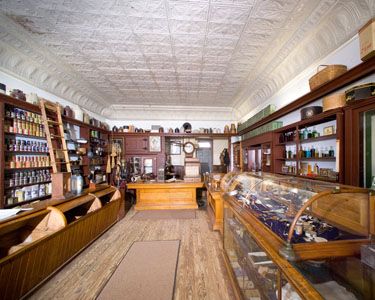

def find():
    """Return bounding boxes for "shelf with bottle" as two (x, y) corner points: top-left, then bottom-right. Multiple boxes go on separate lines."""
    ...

(5, 194), (52, 209)
(298, 161), (339, 182)
(5, 155), (50, 169)
(4, 106), (46, 138)
(298, 144), (335, 160)
(5, 137), (49, 153)
(276, 128), (297, 145)
(4, 169), (51, 189)
(4, 182), (52, 208)
(280, 162), (297, 175)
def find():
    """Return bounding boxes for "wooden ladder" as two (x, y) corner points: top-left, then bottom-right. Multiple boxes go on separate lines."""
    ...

(39, 99), (71, 174)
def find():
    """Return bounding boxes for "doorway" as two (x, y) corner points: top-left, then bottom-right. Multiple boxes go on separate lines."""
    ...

(196, 139), (213, 174)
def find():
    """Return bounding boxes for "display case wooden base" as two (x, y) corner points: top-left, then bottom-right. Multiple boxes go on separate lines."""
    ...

(128, 181), (204, 210)
(0, 185), (120, 300)
(207, 188), (224, 234)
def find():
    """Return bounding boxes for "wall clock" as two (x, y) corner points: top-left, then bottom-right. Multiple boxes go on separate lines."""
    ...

(183, 142), (195, 155)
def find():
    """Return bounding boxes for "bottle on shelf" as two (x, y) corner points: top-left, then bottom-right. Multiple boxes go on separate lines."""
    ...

(329, 146), (335, 157)
(308, 129), (312, 139)
(314, 163), (319, 174)
(307, 163), (312, 175)
(303, 127), (308, 140)
(310, 145), (315, 158)
(312, 126), (319, 138)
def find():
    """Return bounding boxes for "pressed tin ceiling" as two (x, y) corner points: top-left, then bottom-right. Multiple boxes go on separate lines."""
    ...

(0, 0), (373, 121)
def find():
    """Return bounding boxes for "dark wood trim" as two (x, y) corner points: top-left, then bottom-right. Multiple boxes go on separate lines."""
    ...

(238, 56), (375, 136)
(0, 101), (4, 208)
(0, 94), (111, 134)
(344, 98), (375, 186)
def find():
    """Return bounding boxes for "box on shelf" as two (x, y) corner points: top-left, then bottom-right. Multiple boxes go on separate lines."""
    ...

(241, 121), (283, 140)
(345, 83), (375, 102)
(309, 65), (347, 90)
(300, 106), (323, 120)
(359, 18), (375, 61)
(238, 104), (276, 132)
(323, 93), (346, 111)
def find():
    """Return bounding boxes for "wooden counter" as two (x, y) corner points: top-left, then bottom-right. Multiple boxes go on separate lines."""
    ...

(0, 185), (121, 300)
(127, 181), (204, 210)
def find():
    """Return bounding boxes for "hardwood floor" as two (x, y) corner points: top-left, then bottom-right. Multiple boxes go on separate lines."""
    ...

(28, 208), (235, 300)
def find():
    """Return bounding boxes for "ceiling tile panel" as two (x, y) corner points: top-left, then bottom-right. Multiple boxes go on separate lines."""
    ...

(0, 0), (371, 120)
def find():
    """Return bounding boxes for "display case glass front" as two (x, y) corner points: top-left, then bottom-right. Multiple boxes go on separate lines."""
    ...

(222, 172), (372, 261)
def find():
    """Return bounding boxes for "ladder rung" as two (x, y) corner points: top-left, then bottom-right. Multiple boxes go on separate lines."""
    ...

(47, 120), (62, 125)
(51, 134), (64, 139)
(45, 104), (58, 111)
(51, 161), (70, 164)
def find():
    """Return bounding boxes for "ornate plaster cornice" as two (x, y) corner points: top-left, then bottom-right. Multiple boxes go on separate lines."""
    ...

(233, 0), (374, 119)
(0, 13), (109, 115)
(103, 104), (237, 121)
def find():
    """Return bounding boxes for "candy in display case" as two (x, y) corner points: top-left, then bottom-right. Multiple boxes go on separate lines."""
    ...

(222, 172), (373, 261)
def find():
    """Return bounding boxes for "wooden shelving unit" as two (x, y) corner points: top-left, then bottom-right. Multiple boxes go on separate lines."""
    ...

(0, 93), (112, 208)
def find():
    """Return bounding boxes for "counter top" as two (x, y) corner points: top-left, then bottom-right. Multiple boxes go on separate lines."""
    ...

(127, 181), (204, 188)
(0, 184), (113, 224)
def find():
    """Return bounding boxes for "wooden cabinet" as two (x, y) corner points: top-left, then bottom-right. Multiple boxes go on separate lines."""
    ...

(242, 132), (273, 173)
(128, 181), (203, 210)
(344, 97), (375, 187)
(272, 109), (344, 183)
(0, 93), (113, 208)
(125, 136), (149, 154)
(0, 185), (120, 300)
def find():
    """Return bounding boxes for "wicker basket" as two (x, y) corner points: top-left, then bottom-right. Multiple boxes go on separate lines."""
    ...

(323, 93), (346, 111)
(309, 65), (347, 90)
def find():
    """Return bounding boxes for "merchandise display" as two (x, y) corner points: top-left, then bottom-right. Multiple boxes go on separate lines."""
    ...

(222, 172), (372, 261)
(345, 82), (375, 102)
(223, 172), (375, 300)
(308, 65), (347, 90)
(300, 106), (323, 120)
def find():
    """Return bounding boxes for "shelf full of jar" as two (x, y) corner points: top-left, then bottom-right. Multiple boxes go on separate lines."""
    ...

(4, 168), (52, 190)
(4, 155), (50, 170)
(282, 145), (336, 160)
(277, 125), (336, 145)
(4, 107), (46, 138)
(4, 182), (52, 208)
(279, 160), (339, 182)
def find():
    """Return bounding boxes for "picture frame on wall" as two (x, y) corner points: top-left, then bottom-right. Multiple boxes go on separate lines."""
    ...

(149, 136), (161, 152)
(170, 141), (181, 155)
(323, 125), (335, 136)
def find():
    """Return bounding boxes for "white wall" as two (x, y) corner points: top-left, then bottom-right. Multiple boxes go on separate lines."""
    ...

(239, 35), (366, 124)
(0, 70), (106, 122)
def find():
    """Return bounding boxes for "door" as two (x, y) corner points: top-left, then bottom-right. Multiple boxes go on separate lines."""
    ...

(196, 140), (212, 174)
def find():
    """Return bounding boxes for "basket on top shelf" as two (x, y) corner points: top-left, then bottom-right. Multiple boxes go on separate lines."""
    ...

(309, 65), (347, 90)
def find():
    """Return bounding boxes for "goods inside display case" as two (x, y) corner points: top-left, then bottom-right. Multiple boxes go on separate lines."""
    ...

(221, 172), (372, 261)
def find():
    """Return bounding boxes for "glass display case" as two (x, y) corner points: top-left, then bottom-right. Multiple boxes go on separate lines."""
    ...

(222, 172), (372, 261)
(222, 172), (375, 300)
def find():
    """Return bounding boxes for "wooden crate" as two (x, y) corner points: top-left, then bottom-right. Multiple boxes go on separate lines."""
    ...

(322, 93), (346, 111)
(359, 18), (375, 61)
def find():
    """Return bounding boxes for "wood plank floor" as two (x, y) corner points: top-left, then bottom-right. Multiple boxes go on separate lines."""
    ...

(28, 208), (235, 300)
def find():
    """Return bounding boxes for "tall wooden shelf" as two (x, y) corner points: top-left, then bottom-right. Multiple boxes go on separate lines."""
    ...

(0, 93), (112, 208)
(238, 56), (375, 185)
